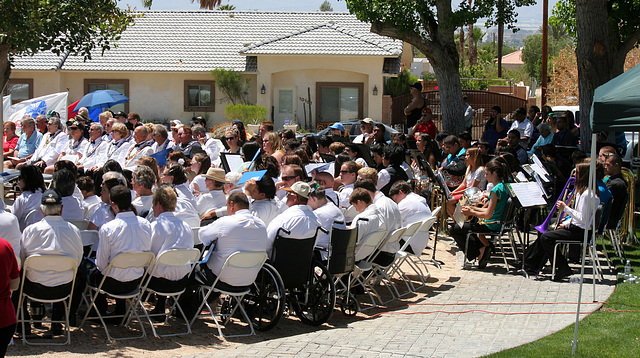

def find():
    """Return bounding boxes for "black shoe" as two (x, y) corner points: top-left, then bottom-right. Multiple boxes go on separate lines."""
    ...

(510, 260), (523, 269)
(478, 245), (492, 269)
(51, 323), (63, 335)
(69, 314), (78, 327)
(553, 266), (574, 282)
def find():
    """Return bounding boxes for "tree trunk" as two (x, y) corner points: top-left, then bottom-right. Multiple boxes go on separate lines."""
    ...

(575, 0), (624, 152)
(0, 45), (11, 96)
(497, 23), (504, 78)
(459, 26), (465, 67)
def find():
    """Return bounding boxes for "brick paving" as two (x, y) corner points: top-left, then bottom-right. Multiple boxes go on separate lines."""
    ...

(184, 237), (616, 358)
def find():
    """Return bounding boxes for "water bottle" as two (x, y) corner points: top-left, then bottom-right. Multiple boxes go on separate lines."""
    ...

(624, 260), (631, 277)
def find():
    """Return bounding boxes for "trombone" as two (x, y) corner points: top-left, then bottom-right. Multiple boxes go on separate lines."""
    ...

(535, 177), (576, 234)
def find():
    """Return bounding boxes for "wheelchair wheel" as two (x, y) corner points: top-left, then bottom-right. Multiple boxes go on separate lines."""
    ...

(339, 292), (359, 316)
(243, 263), (286, 331)
(290, 260), (336, 326)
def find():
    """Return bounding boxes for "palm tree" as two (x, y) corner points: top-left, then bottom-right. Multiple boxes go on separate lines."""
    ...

(142, 0), (222, 10)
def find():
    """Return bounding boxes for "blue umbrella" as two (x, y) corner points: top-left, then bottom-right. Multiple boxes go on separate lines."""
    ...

(73, 89), (129, 111)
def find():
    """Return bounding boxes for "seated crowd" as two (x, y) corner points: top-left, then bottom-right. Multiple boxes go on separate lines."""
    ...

(0, 103), (630, 346)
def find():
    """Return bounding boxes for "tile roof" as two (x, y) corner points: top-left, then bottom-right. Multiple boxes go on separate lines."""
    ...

(11, 11), (403, 73)
(501, 50), (524, 65)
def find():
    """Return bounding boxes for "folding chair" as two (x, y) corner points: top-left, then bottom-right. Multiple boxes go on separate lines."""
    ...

(69, 220), (89, 230)
(463, 197), (518, 270)
(191, 227), (201, 247)
(79, 252), (155, 341)
(139, 248), (201, 337)
(16, 255), (79, 345)
(327, 226), (359, 315)
(392, 215), (439, 295)
(423, 206), (442, 268)
(362, 227), (407, 304)
(189, 251), (268, 338)
(349, 229), (388, 310)
(80, 230), (99, 257)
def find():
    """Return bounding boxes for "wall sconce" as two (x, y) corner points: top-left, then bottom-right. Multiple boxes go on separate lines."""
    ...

(373, 85), (378, 96)
(260, 84), (266, 94)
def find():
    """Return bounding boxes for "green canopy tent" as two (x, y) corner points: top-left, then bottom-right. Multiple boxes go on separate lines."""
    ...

(569, 63), (640, 355)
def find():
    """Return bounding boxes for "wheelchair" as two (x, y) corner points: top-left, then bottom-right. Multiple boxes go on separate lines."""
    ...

(243, 227), (336, 329)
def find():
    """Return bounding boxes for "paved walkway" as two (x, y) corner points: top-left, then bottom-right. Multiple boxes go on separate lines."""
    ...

(184, 238), (617, 358)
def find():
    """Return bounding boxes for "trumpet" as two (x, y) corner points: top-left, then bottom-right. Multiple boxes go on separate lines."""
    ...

(535, 176), (576, 234)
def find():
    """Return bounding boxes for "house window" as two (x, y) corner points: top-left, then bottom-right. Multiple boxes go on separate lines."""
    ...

(3, 79), (33, 104)
(184, 80), (215, 112)
(84, 79), (129, 112)
(316, 82), (363, 123)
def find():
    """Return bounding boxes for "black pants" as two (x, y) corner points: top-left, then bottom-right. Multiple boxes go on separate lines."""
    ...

(0, 323), (15, 358)
(71, 258), (141, 316)
(373, 251), (396, 267)
(20, 279), (73, 324)
(449, 222), (495, 261)
(147, 276), (188, 312)
(525, 225), (586, 272)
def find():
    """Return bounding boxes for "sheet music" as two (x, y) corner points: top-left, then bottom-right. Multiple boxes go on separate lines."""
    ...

(533, 173), (550, 198)
(437, 170), (451, 198)
(515, 172), (528, 183)
(529, 163), (551, 182)
(531, 154), (550, 176)
(453, 204), (466, 228)
(508, 182), (547, 207)
(224, 154), (245, 172)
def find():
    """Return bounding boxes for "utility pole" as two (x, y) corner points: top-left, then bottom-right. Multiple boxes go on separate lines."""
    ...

(541, 0), (549, 106)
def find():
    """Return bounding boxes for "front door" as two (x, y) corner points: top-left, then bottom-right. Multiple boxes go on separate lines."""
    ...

(273, 88), (296, 129)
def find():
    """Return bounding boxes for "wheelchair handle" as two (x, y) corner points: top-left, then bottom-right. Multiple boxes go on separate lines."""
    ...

(277, 227), (292, 236)
(316, 226), (329, 235)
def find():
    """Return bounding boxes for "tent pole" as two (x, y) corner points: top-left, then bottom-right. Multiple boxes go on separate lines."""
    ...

(571, 133), (598, 355)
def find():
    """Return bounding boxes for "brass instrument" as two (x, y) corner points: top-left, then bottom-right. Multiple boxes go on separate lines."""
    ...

(535, 177), (576, 233)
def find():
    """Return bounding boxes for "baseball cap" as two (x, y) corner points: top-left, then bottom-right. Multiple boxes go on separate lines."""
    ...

(114, 111), (127, 118)
(283, 181), (311, 199)
(170, 119), (183, 128)
(410, 82), (422, 92)
(360, 118), (374, 125)
(41, 189), (62, 205)
(46, 110), (60, 119)
(328, 122), (344, 131)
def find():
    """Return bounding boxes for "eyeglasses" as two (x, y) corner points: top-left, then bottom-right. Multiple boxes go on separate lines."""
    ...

(263, 139), (270, 143)
(281, 176), (296, 181)
(89, 128), (100, 132)
(68, 127), (78, 131)
(225, 137), (236, 141)
(340, 170), (353, 174)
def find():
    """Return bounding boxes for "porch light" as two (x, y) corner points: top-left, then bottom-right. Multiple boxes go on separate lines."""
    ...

(261, 84), (266, 94)
(373, 85), (378, 96)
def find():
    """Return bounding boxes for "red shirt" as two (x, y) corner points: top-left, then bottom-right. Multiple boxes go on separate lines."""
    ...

(3, 135), (18, 153)
(0, 238), (19, 328)
(413, 121), (437, 141)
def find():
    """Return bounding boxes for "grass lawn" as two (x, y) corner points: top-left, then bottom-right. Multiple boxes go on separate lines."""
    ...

(486, 237), (640, 357)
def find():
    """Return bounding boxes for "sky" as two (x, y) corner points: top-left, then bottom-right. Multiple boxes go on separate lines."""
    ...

(119, 0), (559, 26)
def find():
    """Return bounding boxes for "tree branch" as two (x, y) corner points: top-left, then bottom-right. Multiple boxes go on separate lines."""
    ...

(619, 29), (640, 60)
(370, 21), (435, 56)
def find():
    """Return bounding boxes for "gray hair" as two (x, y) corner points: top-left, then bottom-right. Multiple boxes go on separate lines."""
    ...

(91, 123), (104, 132)
(40, 204), (62, 216)
(537, 122), (551, 133)
(133, 165), (156, 190)
(192, 125), (206, 136)
(154, 124), (168, 140)
(21, 116), (35, 128)
(225, 171), (242, 188)
(48, 116), (61, 127)
(103, 171), (126, 183)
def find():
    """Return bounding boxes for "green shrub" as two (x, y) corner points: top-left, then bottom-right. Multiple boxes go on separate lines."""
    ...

(224, 104), (268, 125)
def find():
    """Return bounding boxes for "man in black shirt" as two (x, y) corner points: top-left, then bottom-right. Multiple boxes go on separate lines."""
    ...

(604, 154), (628, 229)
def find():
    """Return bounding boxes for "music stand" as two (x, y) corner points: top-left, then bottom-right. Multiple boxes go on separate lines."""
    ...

(220, 153), (244, 173)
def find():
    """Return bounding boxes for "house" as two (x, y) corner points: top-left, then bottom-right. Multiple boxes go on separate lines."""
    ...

(500, 50), (524, 71)
(7, 10), (406, 130)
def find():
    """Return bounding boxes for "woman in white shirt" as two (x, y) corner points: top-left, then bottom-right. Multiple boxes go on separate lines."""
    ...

(189, 152), (211, 196)
(105, 122), (131, 164)
(11, 165), (46, 229)
(446, 148), (486, 216)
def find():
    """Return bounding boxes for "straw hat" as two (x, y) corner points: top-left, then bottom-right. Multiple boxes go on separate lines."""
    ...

(202, 168), (229, 183)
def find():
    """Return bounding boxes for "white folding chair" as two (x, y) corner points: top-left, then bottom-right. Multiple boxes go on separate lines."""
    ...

(69, 220), (89, 230)
(191, 227), (201, 246)
(140, 248), (201, 337)
(363, 227), (407, 304)
(80, 230), (99, 255)
(190, 251), (268, 338)
(16, 255), (79, 345)
(349, 230), (388, 310)
(388, 220), (424, 295)
(393, 215), (439, 294)
(79, 252), (155, 341)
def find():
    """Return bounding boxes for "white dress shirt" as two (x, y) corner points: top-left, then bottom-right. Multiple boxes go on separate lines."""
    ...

(250, 198), (284, 227)
(0, 211), (21, 260)
(196, 189), (227, 217)
(398, 192), (432, 254)
(199, 209), (268, 286)
(104, 137), (131, 164)
(89, 201), (115, 228)
(266, 204), (321, 258)
(12, 189), (42, 226)
(175, 182), (197, 208)
(83, 195), (102, 221)
(509, 118), (534, 139)
(63, 137), (89, 158)
(21, 216), (82, 286)
(151, 138), (175, 154)
(202, 137), (220, 162)
(150, 212), (194, 280)
(374, 192), (403, 253)
(338, 183), (355, 209)
(173, 198), (201, 228)
(31, 130), (69, 165)
(79, 136), (109, 169)
(351, 204), (386, 261)
(97, 211), (152, 282)
(313, 202), (346, 259)
(123, 142), (153, 170)
(190, 174), (210, 195)
(61, 195), (85, 222)
(132, 195), (154, 217)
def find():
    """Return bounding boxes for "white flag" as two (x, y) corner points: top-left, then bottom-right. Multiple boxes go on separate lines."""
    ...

(6, 92), (68, 123)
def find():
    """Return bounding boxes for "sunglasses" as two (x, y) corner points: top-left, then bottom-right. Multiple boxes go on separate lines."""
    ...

(68, 127), (78, 130)
(281, 176), (296, 181)
(340, 170), (353, 174)
(225, 137), (236, 141)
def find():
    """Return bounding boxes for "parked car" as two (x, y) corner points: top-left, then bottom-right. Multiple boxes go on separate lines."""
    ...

(296, 121), (399, 142)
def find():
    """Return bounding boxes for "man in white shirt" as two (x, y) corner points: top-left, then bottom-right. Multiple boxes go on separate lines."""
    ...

(353, 118), (374, 144)
(197, 168), (229, 218)
(349, 187), (386, 261)
(77, 176), (101, 221)
(87, 171), (125, 230)
(243, 176), (283, 226)
(147, 184), (195, 315)
(308, 181), (345, 261)
(509, 107), (533, 142)
(131, 165), (156, 217)
(193, 124), (220, 162)
(52, 169), (85, 222)
(78, 123), (109, 174)
(123, 126), (153, 170)
(338, 161), (359, 209)
(0, 207), (21, 260)
(389, 181), (432, 254)
(20, 189), (82, 332)
(267, 181), (321, 259)
(150, 124), (175, 154)
(179, 192), (268, 319)
(72, 184), (152, 319)
(25, 115), (69, 170)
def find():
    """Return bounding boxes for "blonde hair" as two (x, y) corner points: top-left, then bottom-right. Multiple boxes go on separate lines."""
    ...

(111, 122), (128, 137)
(265, 131), (283, 153)
(99, 111), (113, 121)
(358, 167), (378, 183)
